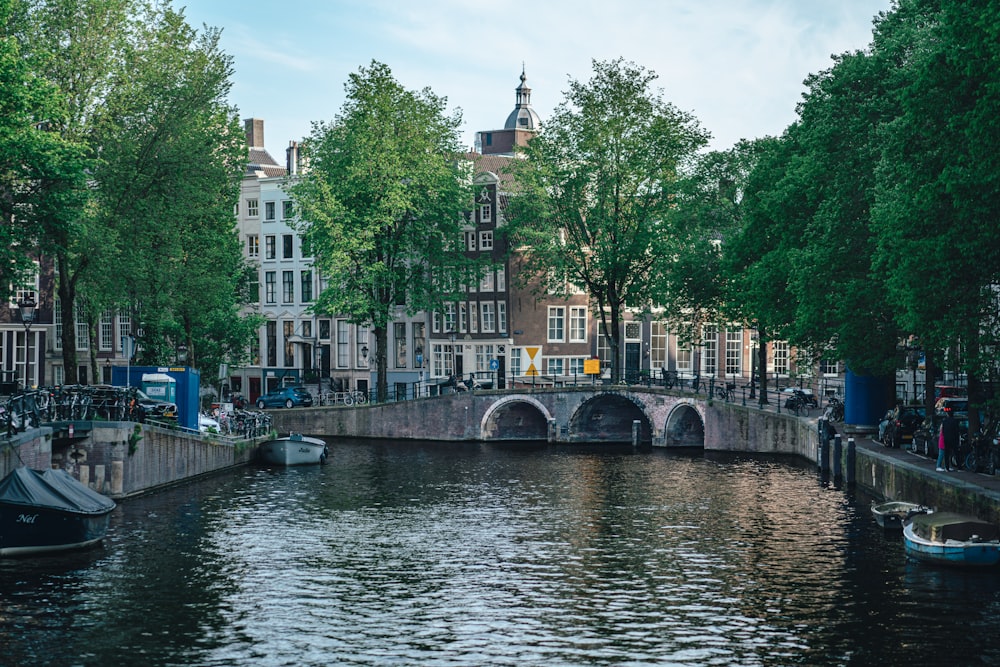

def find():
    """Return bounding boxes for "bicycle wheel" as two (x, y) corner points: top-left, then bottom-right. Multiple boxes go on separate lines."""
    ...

(343, 394), (354, 407)
(355, 392), (368, 405)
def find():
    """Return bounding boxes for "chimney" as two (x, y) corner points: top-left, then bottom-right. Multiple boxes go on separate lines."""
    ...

(244, 118), (264, 148)
(287, 141), (299, 175)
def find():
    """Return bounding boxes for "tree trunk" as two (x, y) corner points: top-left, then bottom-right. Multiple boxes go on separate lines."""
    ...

(375, 324), (388, 403)
(757, 329), (769, 404)
(57, 256), (78, 384)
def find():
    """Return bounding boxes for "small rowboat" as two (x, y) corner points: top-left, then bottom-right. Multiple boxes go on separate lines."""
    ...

(903, 512), (1000, 567)
(871, 500), (932, 531)
(257, 433), (329, 466)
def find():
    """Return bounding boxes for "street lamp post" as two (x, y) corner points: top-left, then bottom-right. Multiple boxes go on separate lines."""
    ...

(17, 295), (36, 392)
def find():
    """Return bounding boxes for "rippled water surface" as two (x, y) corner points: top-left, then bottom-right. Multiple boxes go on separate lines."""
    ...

(4, 441), (1000, 666)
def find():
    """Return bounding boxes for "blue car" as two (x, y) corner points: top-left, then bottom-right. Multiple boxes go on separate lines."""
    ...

(256, 386), (313, 409)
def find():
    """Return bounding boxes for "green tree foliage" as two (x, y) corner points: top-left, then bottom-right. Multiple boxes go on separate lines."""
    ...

(290, 61), (473, 401)
(0, 0), (87, 301)
(506, 59), (709, 382)
(14, 0), (254, 384)
(872, 0), (1000, 401)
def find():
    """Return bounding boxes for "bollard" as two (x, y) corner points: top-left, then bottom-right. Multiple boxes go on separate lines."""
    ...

(833, 433), (843, 482)
(846, 437), (856, 485)
(632, 419), (640, 448)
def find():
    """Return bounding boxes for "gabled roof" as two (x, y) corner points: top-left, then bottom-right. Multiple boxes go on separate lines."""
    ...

(465, 151), (515, 189)
(246, 147), (286, 178)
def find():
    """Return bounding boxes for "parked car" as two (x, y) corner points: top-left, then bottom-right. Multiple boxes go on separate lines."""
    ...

(883, 405), (926, 448)
(256, 386), (313, 409)
(199, 414), (221, 433)
(935, 397), (968, 416)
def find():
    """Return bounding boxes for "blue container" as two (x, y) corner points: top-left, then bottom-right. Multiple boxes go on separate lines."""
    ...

(111, 365), (201, 431)
(844, 368), (892, 428)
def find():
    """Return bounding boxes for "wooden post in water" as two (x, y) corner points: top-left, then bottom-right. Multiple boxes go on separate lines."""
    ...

(833, 433), (843, 483)
(632, 420), (640, 448)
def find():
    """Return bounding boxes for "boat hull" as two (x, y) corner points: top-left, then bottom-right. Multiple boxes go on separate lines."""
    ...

(872, 501), (931, 531)
(903, 512), (1000, 567)
(258, 435), (328, 466)
(0, 504), (113, 557)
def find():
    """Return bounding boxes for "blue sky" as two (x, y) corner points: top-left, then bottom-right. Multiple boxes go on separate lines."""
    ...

(180, 0), (892, 160)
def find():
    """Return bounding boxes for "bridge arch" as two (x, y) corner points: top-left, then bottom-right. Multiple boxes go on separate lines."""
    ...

(568, 393), (653, 443)
(480, 395), (552, 441)
(663, 401), (705, 447)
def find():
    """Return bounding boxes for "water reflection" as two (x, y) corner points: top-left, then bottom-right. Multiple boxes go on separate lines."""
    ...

(3, 441), (1000, 666)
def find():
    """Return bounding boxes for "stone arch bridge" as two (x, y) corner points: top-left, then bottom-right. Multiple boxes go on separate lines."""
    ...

(270, 386), (773, 449)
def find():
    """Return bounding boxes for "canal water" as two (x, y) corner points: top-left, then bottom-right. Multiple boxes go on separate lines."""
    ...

(3, 440), (1000, 666)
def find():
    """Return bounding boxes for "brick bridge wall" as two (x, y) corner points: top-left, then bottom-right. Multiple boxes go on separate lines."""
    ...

(270, 387), (818, 460)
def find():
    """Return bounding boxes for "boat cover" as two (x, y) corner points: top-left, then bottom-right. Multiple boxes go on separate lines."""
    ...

(910, 511), (1000, 542)
(0, 468), (116, 515)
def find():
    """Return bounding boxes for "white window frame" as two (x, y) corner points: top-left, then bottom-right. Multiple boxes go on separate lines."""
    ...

(569, 306), (587, 343)
(479, 231), (493, 250)
(547, 306), (565, 342)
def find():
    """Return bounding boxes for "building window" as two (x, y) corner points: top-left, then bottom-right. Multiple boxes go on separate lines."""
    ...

(301, 270), (313, 302)
(480, 270), (494, 293)
(598, 322), (611, 369)
(548, 306), (565, 342)
(282, 271), (294, 303)
(570, 357), (586, 376)
(100, 310), (113, 351)
(247, 235), (259, 258)
(249, 272), (260, 304)
(480, 204), (492, 223)
(774, 341), (790, 375)
(497, 302), (507, 335)
(510, 347), (522, 376)
(319, 320), (331, 340)
(475, 344), (494, 372)
(265, 201), (275, 221)
(413, 322), (425, 368)
(496, 266), (506, 292)
(545, 357), (565, 376)
(469, 303), (478, 333)
(458, 303), (467, 333)
(395, 322), (407, 368)
(265, 235), (276, 259)
(569, 306), (587, 343)
(481, 302), (495, 333)
(356, 327), (369, 367)
(282, 234), (293, 259)
(676, 338), (692, 374)
(336, 320), (349, 368)
(247, 198), (258, 217)
(444, 303), (456, 333)
(265, 271), (276, 304)
(266, 321), (277, 367)
(820, 357), (839, 376)
(282, 200), (294, 219)
(725, 328), (743, 376)
(283, 321), (294, 367)
(650, 321), (667, 370)
(466, 232), (476, 251)
(479, 231), (493, 250)
(703, 325), (718, 376)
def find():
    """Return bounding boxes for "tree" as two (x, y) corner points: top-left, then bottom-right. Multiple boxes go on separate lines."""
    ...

(871, 0), (1000, 420)
(17, 0), (254, 384)
(506, 59), (709, 382)
(0, 0), (87, 302)
(290, 61), (474, 402)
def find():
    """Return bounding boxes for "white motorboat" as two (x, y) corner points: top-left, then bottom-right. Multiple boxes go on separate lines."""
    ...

(257, 433), (329, 466)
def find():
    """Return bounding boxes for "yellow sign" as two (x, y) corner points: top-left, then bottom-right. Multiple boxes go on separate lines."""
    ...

(583, 358), (601, 375)
(523, 346), (542, 376)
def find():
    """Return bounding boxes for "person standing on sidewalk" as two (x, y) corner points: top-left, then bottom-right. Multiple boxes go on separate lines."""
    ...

(936, 421), (948, 472)
(942, 411), (960, 471)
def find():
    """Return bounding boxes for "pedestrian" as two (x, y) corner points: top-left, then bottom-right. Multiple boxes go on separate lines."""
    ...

(942, 411), (960, 472)
(936, 421), (947, 472)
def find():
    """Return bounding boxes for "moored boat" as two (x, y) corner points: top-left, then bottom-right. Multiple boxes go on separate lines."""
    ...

(257, 433), (329, 466)
(0, 467), (117, 557)
(903, 511), (1000, 567)
(872, 500), (932, 531)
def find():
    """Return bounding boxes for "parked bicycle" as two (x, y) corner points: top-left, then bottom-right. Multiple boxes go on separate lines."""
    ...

(784, 390), (811, 416)
(714, 382), (737, 402)
(824, 396), (844, 422)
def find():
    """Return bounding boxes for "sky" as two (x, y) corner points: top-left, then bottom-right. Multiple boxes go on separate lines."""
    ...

(180, 0), (893, 161)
